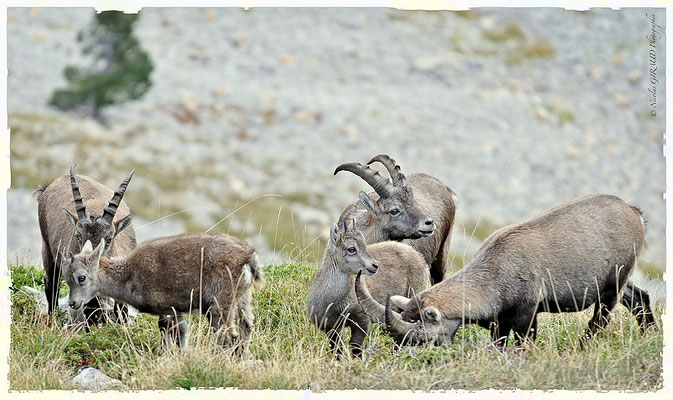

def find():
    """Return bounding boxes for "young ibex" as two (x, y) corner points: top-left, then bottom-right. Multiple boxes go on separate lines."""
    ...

(61, 233), (264, 351)
(355, 194), (656, 348)
(307, 219), (430, 357)
(36, 165), (136, 324)
(335, 154), (456, 284)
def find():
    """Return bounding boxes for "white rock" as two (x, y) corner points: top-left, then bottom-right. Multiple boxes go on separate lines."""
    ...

(21, 285), (69, 314)
(71, 367), (126, 391)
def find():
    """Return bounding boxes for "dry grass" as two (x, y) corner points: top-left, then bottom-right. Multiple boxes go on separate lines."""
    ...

(9, 261), (663, 392)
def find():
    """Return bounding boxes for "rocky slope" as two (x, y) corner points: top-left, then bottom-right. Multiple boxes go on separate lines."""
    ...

(7, 8), (666, 280)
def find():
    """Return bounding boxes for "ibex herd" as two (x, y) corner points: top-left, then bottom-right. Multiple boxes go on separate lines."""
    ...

(34, 155), (656, 356)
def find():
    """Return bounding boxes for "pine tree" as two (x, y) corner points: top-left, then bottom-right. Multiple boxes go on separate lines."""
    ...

(50, 11), (153, 121)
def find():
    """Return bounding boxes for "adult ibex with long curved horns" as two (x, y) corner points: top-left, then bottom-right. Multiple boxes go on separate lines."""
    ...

(35, 164), (137, 325)
(355, 194), (657, 348)
(335, 154), (456, 283)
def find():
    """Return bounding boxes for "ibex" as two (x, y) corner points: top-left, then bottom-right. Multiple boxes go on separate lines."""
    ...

(335, 154), (456, 284)
(36, 165), (136, 325)
(61, 233), (264, 351)
(307, 219), (430, 357)
(355, 194), (656, 348)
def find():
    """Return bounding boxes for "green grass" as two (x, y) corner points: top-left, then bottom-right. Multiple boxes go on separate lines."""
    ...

(460, 218), (502, 242)
(9, 263), (663, 391)
(482, 24), (526, 43)
(639, 261), (665, 279)
(506, 41), (555, 65)
(480, 23), (554, 65)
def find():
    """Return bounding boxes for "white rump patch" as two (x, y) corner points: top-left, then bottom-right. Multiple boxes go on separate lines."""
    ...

(241, 263), (253, 285)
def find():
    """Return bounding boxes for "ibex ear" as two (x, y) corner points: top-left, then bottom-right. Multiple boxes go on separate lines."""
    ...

(359, 192), (377, 218)
(63, 208), (78, 225)
(81, 240), (93, 254)
(91, 238), (105, 267)
(330, 223), (339, 249)
(390, 295), (411, 310)
(114, 214), (133, 236)
(96, 238), (105, 265)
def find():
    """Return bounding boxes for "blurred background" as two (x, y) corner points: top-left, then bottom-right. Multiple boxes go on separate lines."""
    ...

(6, 8), (666, 299)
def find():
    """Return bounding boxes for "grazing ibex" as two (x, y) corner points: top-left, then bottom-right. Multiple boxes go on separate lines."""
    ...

(355, 194), (656, 348)
(307, 219), (430, 357)
(36, 165), (136, 325)
(61, 233), (264, 352)
(335, 154), (456, 284)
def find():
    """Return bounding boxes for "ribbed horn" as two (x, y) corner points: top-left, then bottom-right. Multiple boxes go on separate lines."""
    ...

(70, 164), (88, 221)
(367, 154), (406, 187)
(354, 271), (385, 324)
(385, 294), (417, 340)
(334, 162), (393, 198)
(100, 169), (135, 225)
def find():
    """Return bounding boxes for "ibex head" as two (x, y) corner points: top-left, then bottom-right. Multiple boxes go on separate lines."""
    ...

(62, 238), (105, 311)
(384, 293), (460, 346)
(335, 154), (435, 240)
(62, 164), (134, 256)
(354, 273), (458, 346)
(329, 218), (379, 276)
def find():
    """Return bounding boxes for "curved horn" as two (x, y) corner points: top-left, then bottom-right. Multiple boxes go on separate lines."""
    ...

(367, 154), (406, 187)
(385, 294), (418, 342)
(334, 162), (393, 198)
(100, 169), (135, 225)
(390, 295), (411, 310)
(70, 164), (88, 221)
(354, 271), (385, 324)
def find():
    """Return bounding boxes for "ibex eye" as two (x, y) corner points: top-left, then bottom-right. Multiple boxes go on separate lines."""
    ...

(347, 247), (357, 254)
(77, 276), (86, 284)
(389, 209), (400, 216)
